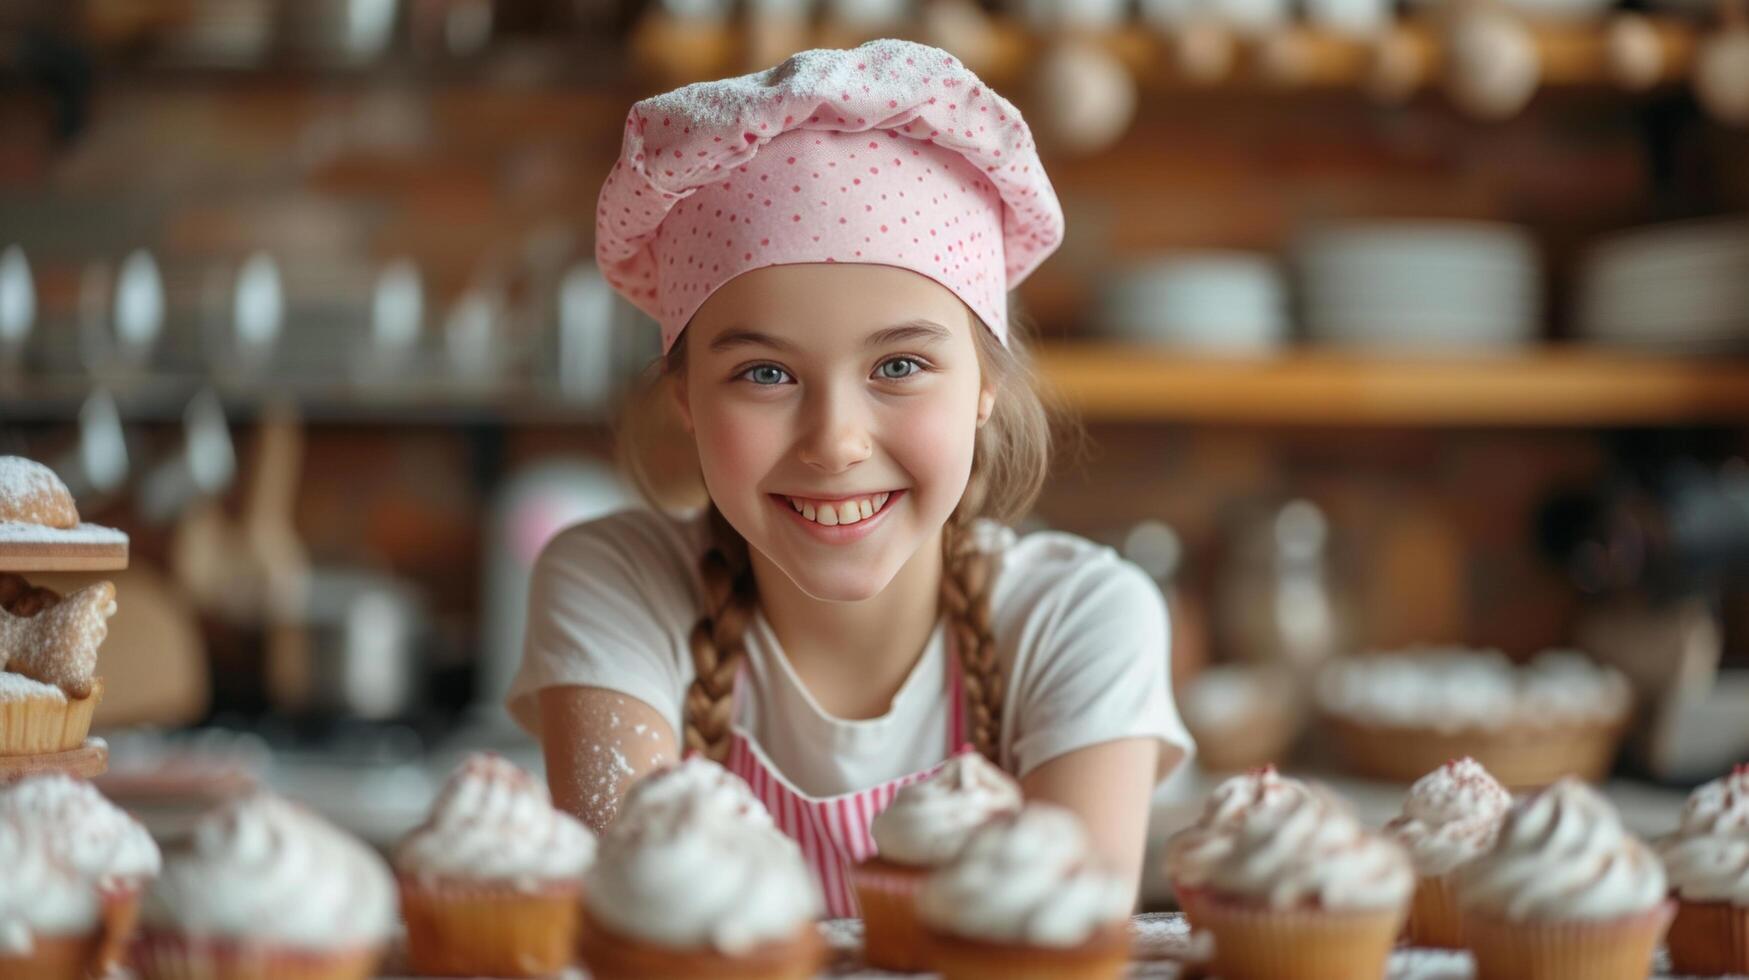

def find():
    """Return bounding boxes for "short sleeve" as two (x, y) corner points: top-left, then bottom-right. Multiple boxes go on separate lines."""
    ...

(505, 510), (698, 736)
(1002, 550), (1195, 782)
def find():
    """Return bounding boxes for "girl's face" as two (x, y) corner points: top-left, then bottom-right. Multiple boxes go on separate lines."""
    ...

(676, 263), (994, 603)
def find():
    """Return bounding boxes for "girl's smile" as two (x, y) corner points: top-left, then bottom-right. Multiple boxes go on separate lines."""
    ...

(770, 489), (907, 544)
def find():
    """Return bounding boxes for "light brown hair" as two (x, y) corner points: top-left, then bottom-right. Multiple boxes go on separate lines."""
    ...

(616, 301), (1058, 766)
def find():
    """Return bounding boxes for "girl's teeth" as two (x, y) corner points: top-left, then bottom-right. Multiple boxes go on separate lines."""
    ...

(786, 493), (894, 527)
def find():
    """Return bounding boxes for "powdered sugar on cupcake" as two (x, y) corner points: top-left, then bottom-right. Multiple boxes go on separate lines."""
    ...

(395, 752), (594, 889)
(1456, 778), (1666, 921)
(1198, 785), (1413, 911)
(918, 803), (1131, 947)
(1164, 766), (1312, 888)
(1386, 758), (1513, 877)
(144, 791), (396, 950)
(588, 775), (820, 954)
(1657, 765), (1749, 905)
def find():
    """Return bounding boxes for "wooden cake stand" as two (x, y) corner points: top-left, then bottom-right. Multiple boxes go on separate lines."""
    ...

(0, 740), (110, 782)
(0, 533), (129, 573)
(1, 534), (128, 781)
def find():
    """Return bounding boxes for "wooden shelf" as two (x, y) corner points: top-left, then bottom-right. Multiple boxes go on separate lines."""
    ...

(1035, 345), (1749, 427)
(0, 534), (130, 572)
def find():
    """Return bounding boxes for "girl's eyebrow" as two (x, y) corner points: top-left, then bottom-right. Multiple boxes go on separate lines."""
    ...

(865, 319), (951, 348)
(707, 318), (950, 354)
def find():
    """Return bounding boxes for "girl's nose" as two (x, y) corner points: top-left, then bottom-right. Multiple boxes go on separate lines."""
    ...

(798, 389), (872, 473)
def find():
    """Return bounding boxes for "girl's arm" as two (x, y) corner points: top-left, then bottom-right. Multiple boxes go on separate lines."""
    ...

(536, 684), (679, 835)
(1021, 737), (1181, 902)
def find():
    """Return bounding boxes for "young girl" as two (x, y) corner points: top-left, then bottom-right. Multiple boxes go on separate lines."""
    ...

(508, 38), (1192, 914)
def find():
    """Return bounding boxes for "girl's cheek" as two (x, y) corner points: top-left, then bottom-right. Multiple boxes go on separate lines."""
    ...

(886, 390), (977, 507)
(696, 407), (786, 488)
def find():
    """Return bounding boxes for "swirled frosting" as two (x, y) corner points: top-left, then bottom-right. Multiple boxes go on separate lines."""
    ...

(1657, 766), (1749, 905)
(871, 753), (1022, 868)
(142, 792), (396, 950)
(586, 791), (821, 955)
(395, 752), (594, 888)
(614, 755), (773, 829)
(917, 803), (1131, 947)
(1456, 778), (1666, 921)
(1164, 766), (1311, 887)
(1385, 758), (1512, 877)
(0, 774), (160, 955)
(1199, 785), (1413, 911)
(0, 773), (160, 887)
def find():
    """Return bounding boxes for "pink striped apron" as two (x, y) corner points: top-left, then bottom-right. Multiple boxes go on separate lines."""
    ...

(716, 644), (973, 918)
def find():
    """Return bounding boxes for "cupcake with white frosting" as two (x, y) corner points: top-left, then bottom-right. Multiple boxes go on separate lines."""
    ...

(851, 752), (1022, 971)
(0, 774), (160, 979)
(1455, 778), (1671, 980)
(1384, 757), (1512, 948)
(1187, 784), (1412, 980)
(917, 802), (1132, 980)
(134, 791), (396, 980)
(614, 753), (773, 828)
(394, 752), (595, 978)
(1161, 765), (1311, 922)
(580, 767), (825, 980)
(1656, 765), (1749, 976)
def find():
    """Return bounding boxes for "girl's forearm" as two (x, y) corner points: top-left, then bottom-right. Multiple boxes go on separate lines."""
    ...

(1020, 738), (1174, 902)
(536, 685), (679, 834)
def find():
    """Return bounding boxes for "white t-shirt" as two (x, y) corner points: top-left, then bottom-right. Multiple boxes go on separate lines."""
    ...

(507, 507), (1194, 798)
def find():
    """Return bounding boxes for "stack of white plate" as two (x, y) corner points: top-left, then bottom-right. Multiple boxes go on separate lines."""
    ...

(1577, 219), (1749, 352)
(1296, 221), (1542, 352)
(1097, 251), (1289, 355)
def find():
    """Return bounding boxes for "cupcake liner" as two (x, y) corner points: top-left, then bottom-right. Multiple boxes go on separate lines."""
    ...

(0, 677), (102, 755)
(0, 933), (100, 980)
(1171, 881), (1207, 927)
(578, 907), (826, 980)
(847, 858), (931, 972)
(0, 881), (140, 980)
(1665, 899), (1749, 976)
(397, 875), (582, 978)
(1325, 714), (1622, 789)
(1461, 901), (1674, 980)
(94, 883), (144, 977)
(1194, 891), (1405, 980)
(130, 930), (384, 980)
(1405, 875), (1465, 949)
(921, 920), (1132, 980)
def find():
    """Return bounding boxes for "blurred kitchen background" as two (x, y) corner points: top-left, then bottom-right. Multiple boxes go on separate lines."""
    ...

(1, 0), (1747, 905)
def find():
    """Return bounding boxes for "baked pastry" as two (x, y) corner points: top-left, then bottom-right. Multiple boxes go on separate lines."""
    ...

(0, 579), (114, 700)
(0, 773), (160, 980)
(1656, 765), (1749, 976)
(1187, 784), (1411, 980)
(134, 791), (396, 980)
(917, 802), (1132, 980)
(1383, 757), (1512, 948)
(1317, 647), (1630, 787)
(1162, 765), (1311, 922)
(852, 752), (1021, 971)
(1455, 778), (1671, 980)
(581, 772), (825, 980)
(0, 457), (79, 529)
(395, 752), (595, 978)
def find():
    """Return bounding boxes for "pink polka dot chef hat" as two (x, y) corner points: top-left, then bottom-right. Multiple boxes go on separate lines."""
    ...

(595, 38), (1065, 354)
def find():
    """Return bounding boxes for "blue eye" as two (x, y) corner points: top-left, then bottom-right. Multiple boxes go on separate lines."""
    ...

(877, 357), (920, 380)
(742, 364), (791, 385)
